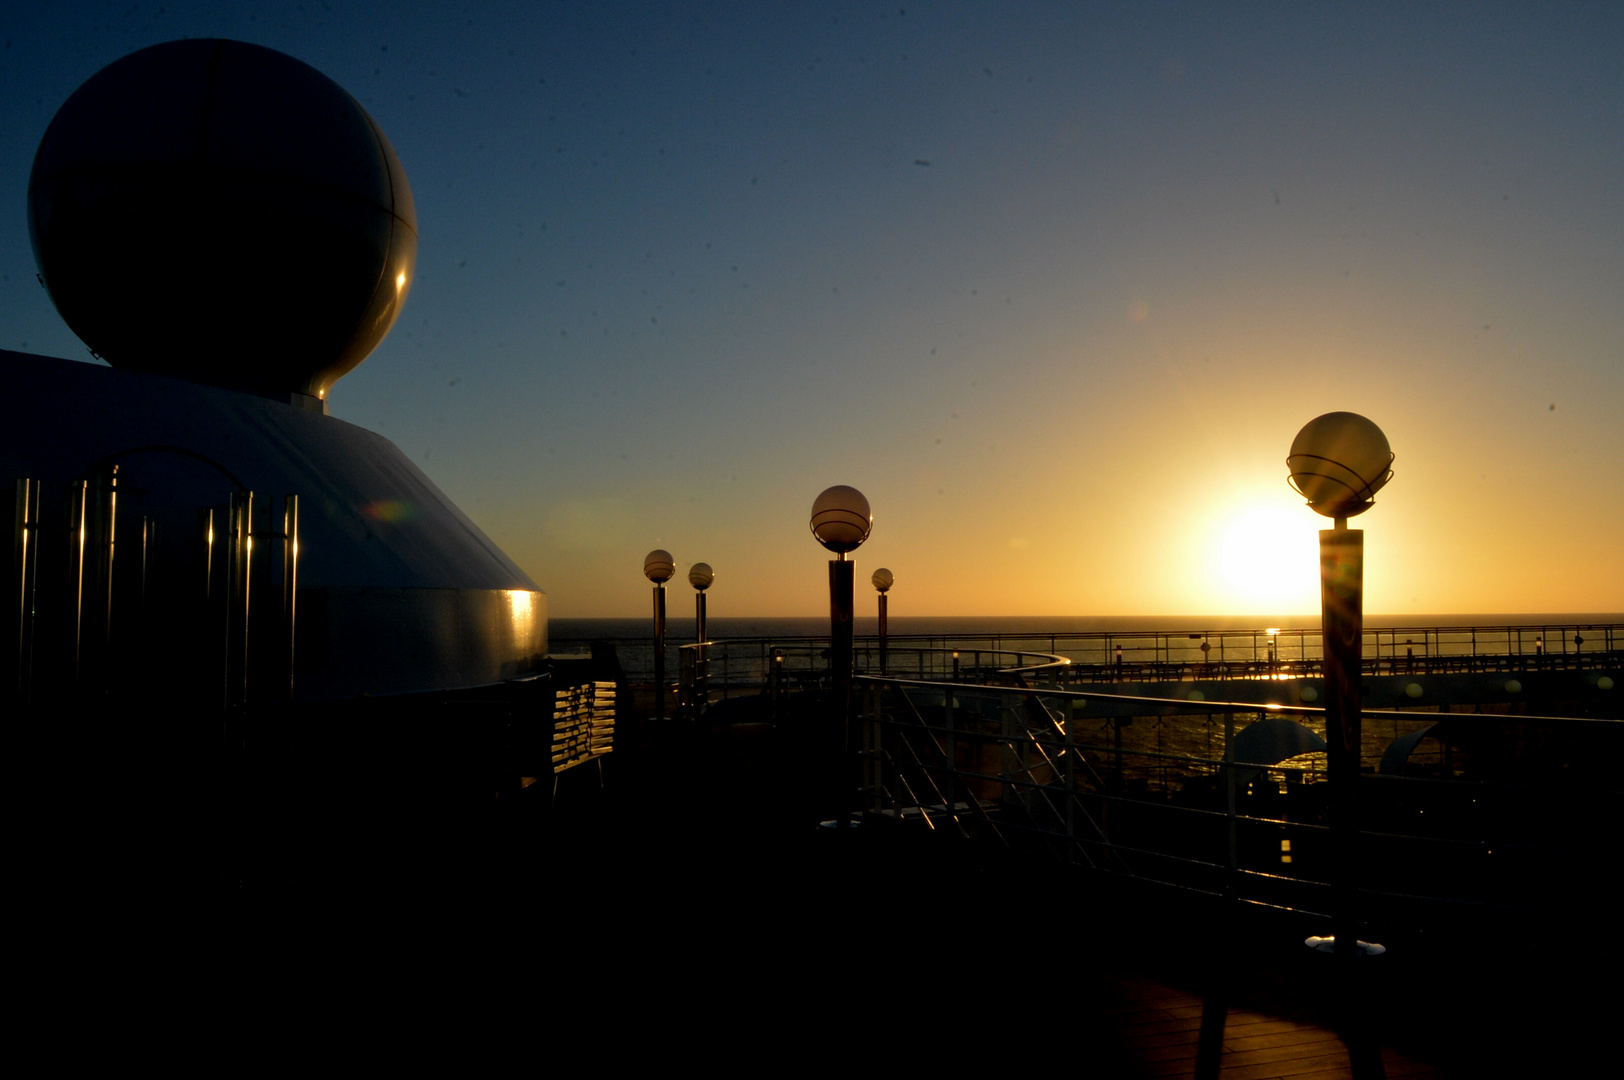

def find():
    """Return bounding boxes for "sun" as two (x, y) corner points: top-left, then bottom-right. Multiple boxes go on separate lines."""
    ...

(1207, 503), (1319, 613)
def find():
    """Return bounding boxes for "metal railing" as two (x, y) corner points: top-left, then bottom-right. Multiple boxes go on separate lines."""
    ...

(553, 622), (1621, 688)
(670, 638), (1068, 711)
(855, 672), (1622, 943)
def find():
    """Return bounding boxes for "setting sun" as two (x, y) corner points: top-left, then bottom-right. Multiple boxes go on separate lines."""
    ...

(1206, 504), (1319, 613)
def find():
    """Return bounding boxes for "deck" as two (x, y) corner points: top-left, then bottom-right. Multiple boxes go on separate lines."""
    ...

(227, 711), (1611, 1077)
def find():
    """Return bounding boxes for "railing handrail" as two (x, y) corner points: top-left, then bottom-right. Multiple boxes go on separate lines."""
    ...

(559, 621), (1623, 679)
(854, 668), (1622, 944)
(855, 674), (1622, 726)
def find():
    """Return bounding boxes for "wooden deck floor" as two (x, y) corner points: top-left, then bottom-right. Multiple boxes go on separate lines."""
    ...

(223, 721), (1611, 1075)
(1105, 974), (1439, 1079)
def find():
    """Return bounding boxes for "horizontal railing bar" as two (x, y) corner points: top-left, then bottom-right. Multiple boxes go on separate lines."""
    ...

(863, 675), (1622, 725)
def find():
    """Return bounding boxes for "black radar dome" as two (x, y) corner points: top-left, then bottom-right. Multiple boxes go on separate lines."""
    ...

(29, 39), (417, 402)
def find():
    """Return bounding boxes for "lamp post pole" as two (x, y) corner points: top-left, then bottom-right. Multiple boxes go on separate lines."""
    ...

(644, 550), (675, 722)
(872, 568), (893, 675)
(689, 562), (713, 711)
(1319, 522), (1364, 965)
(830, 557), (854, 745)
(1288, 412), (1393, 1080)
(653, 584), (666, 721)
(810, 486), (873, 827)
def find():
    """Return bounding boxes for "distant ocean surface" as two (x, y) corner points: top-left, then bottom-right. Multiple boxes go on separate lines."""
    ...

(552, 612), (1621, 686)
(552, 613), (1622, 644)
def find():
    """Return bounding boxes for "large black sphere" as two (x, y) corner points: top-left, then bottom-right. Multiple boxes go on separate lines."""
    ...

(29, 39), (417, 401)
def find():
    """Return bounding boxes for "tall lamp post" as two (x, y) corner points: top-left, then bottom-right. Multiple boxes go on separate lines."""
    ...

(872, 568), (893, 674)
(644, 549), (675, 722)
(689, 562), (713, 709)
(1287, 412), (1393, 979)
(810, 486), (872, 823)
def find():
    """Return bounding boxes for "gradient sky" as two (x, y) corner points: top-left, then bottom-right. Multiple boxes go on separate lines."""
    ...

(4, 2), (1620, 617)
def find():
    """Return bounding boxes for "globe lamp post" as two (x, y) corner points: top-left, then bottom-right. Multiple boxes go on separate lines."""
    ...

(1287, 412), (1392, 979)
(811, 486), (872, 823)
(689, 562), (714, 708)
(644, 549), (675, 722)
(872, 568), (894, 674)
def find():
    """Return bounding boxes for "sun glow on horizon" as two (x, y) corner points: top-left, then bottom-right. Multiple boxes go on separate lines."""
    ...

(1205, 503), (1320, 613)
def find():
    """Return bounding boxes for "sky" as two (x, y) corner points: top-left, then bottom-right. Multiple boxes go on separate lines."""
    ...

(3, 1), (1620, 618)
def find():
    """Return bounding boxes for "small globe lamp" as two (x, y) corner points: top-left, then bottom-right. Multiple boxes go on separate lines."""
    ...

(689, 560), (714, 646)
(689, 562), (714, 701)
(1287, 412), (1393, 529)
(810, 485), (873, 558)
(872, 568), (894, 674)
(644, 549), (675, 721)
(1287, 412), (1393, 969)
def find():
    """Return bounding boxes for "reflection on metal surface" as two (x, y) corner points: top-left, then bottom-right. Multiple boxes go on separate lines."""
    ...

(506, 588), (538, 644)
(301, 587), (546, 698)
(4, 352), (548, 701)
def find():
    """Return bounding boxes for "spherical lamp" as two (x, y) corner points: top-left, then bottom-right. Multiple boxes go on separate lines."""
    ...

(871, 568), (893, 593)
(810, 485), (872, 554)
(644, 549), (675, 584)
(1287, 412), (1393, 521)
(688, 563), (714, 591)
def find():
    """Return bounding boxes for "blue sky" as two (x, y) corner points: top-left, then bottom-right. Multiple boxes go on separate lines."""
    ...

(4, 1), (1620, 616)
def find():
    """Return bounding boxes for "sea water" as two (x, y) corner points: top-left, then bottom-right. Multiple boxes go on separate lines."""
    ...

(552, 612), (1618, 679)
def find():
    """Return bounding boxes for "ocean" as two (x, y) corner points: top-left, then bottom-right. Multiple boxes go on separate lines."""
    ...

(553, 612), (1620, 642)
(552, 613), (1621, 682)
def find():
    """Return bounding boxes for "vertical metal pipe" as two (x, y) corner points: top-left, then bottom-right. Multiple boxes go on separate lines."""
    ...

(83, 466), (117, 690)
(1319, 527), (1364, 966)
(199, 507), (215, 603)
(829, 558), (855, 824)
(1224, 710), (1237, 877)
(282, 495), (299, 704)
(829, 558), (854, 751)
(138, 517), (152, 612)
(652, 583), (666, 721)
(225, 491), (252, 711)
(11, 479), (42, 707)
(67, 479), (87, 686)
(877, 591), (888, 674)
(98, 468), (117, 645)
(694, 587), (706, 649)
(694, 588), (706, 707)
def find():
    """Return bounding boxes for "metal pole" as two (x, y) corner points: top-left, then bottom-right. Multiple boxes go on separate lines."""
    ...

(652, 583), (667, 721)
(1319, 526), (1363, 963)
(67, 480), (88, 688)
(877, 592), (888, 675)
(225, 491), (252, 713)
(830, 557), (854, 824)
(87, 467), (117, 691)
(1319, 525), (1383, 1079)
(830, 557), (854, 750)
(12, 479), (41, 708)
(281, 496), (299, 704)
(694, 587), (707, 708)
